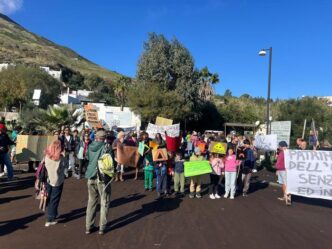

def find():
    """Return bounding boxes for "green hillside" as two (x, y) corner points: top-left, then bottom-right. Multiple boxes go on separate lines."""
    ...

(0, 13), (121, 80)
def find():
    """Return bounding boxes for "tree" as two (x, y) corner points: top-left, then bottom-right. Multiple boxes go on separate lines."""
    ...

(84, 74), (105, 91)
(198, 66), (219, 101)
(114, 76), (131, 111)
(0, 65), (61, 109)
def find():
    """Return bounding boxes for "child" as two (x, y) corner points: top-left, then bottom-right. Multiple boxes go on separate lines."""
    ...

(189, 147), (204, 199)
(143, 155), (154, 191)
(155, 160), (168, 198)
(241, 139), (255, 197)
(173, 150), (185, 197)
(224, 147), (240, 199)
(166, 152), (175, 195)
(209, 153), (224, 199)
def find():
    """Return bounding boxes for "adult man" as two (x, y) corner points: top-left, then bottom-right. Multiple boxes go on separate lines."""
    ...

(61, 127), (75, 177)
(0, 124), (15, 180)
(85, 130), (112, 235)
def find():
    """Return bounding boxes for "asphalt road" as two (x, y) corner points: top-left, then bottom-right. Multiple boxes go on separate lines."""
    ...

(0, 169), (331, 249)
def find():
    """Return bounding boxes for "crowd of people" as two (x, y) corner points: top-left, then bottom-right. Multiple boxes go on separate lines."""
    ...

(1, 123), (332, 234)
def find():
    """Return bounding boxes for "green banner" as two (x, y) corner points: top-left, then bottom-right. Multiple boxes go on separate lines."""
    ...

(184, 160), (212, 177)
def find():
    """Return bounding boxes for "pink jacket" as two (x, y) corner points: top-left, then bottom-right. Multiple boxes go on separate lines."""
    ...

(210, 158), (224, 175)
(224, 154), (240, 172)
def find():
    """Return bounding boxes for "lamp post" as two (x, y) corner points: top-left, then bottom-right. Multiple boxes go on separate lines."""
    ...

(259, 47), (272, 134)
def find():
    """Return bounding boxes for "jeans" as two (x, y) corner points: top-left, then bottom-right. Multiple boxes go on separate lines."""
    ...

(0, 153), (13, 179)
(155, 167), (167, 193)
(46, 183), (64, 222)
(225, 172), (237, 197)
(242, 173), (252, 193)
(209, 174), (220, 195)
(86, 179), (111, 231)
(174, 172), (185, 193)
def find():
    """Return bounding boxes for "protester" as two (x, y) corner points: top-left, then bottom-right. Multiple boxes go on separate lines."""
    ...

(224, 147), (240, 199)
(189, 147), (204, 199)
(76, 133), (91, 179)
(209, 153), (223, 199)
(61, 127), (75, 177)
(308, 130), (318, 150)
(275, 141), (291, 205)
(173, 150), (185, 197)
(143, 154), (154, 191)
(112, 131), (126, 182)
(319, 140), (332, 151)
(296, 138), (304, 149)
(153, 133), (166, 148)
(85, 130), (111, 235)
(299, 140), (307, 150)
(241, 139), (255, 197)
(155, 160), (168, 198)
(166, 152), (174, 194)
(44, 140), (66, 227)
(0, 123), (15, 180)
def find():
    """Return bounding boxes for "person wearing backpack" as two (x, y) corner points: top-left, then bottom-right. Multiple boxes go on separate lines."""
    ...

(44, 140), (66, 227)
(85, 130), (112, 235)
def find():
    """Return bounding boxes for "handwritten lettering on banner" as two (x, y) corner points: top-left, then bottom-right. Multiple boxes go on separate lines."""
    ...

(284, 150), (332, 200)
(254, 134), (278, 151)
(146, 123), (180, 139)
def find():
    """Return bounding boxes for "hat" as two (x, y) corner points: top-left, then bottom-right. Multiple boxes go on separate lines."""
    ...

(96, 130), (106, 140)
(279, 141), (288, 148)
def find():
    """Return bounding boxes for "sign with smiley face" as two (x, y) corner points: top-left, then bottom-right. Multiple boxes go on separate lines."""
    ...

(210, 142), (227, 155)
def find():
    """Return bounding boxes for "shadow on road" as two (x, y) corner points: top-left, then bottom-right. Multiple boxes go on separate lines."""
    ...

(107, 197), (182, 233)
(0, 175), (35, 195)
(292, 196), (332, 208)
(110, 193), (146, 209)
(0, 194), (31, 205)
(0, 213), (44, 236)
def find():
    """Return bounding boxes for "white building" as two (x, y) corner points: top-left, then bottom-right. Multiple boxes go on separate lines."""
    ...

(60, 89), (93, 105)
(0, 63), (15, 71)
(40, 66), (62, 80)
(321, 96), (332, 107)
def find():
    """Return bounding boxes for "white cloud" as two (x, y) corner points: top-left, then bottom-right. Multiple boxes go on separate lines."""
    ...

(0, 0), (23, 15)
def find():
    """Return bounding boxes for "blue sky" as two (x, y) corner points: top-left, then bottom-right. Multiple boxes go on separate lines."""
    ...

(2, 0), (332, 99)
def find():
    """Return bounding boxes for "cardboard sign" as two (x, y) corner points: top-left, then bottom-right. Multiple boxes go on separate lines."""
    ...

(271, 121), (291, 146)
(155, 116), (173, 126)
(146, 123), (180, 139)
(285, 150), (332, 200)
(138, 142), (145, 156)
(166, 135), (181, 152)
(152, 148), (168, 162)
(149, 140), (159, 150)
(16, 135), (58, 162)
(254, 134), (278, 151)
(117, 145), (140, 167)
(197, 142), (206, 153)
(210, 142), (227, 154)
(184, 160), (212, 177)
(85, 109), (100, 128)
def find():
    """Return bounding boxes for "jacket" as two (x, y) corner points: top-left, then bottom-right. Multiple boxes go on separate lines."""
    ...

(85, 141), (106, 179)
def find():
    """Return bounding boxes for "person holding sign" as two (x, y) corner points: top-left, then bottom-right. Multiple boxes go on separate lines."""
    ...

(276, 141), (291, 205)
(224, 147), (241, 199)
(209, 153), (224, 199)
(189, 148), (204, 199)
(241, 139), (255, 197)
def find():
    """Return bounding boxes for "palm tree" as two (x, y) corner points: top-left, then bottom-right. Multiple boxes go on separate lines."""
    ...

(198, 67), (220, 101)
(115, 76), (131, 111)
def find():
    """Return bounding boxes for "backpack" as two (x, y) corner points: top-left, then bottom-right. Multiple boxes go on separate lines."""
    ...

(97, 144), (114, 190)
(35, 160), (48, 183)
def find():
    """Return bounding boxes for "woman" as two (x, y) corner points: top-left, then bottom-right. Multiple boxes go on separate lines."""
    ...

(44, 140), (66, 227)
(76, 133), (91, 179)
(153, 133), (166, 148)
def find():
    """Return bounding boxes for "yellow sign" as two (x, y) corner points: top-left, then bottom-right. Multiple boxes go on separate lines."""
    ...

(149, 141), (159, 150)
(210, 142), (227, 155)
(16, 135), (58, 162)
(155, 116), (173, 126)
(152, 148), (168, 162)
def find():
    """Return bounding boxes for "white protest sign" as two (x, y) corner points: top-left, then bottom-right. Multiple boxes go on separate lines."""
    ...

(285, 150), (332, 200)
(254, 134), (278, 151)
(271, 121), (291, 146)
(146, 123), (180, 139)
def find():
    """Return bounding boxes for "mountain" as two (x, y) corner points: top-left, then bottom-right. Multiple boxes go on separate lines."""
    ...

(0, 13), (121, 80)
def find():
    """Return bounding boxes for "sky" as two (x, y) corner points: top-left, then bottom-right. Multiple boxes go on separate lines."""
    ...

(1, 0), (332, 99)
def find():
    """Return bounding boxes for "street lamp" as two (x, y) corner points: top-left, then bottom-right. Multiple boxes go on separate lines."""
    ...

(258, 47), (272, 134)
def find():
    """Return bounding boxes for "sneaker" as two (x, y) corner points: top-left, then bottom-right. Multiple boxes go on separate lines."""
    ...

(209, 194), (215, 199)
(0, 172), (5, 177)
(224, 193), (229, 198)
(252, 169), (257, 173)
(242, 192), (248, 197)
(214, 194), (221, 199)
(45, 221), (57, 227)
(230, 196), (234, 200)
(98, 230), (105, 235)
(195, 193), (202, 199)
(189, 193), (195, 199)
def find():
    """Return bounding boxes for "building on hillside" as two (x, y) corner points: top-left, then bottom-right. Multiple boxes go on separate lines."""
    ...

(40, 66), (62, 80)
(59, 89), (93, 105)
